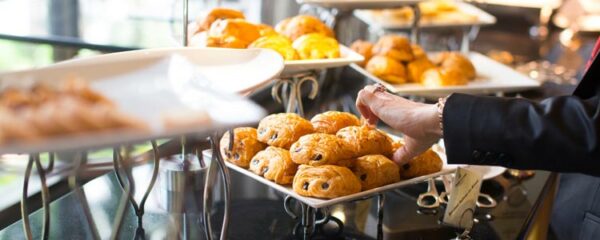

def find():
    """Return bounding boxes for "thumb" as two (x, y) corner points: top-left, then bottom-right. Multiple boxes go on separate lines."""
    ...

(392, 144), (419, 166)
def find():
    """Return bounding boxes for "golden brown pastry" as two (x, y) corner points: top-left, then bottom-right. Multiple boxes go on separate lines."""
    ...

(275, 15), (334, 41)
(220, 127), (267, 168)
(366, 56), (407, 84)
(292, 33), (340, 60)
(289, 133), (354, 166)
(411, 44), (427, 59)
(372, 35), (414, 63)
(249, 35), (299, 60)
(0, 80), (147, 144)
(421, 67), (469, 86)
(401, 148), (443, 179)
(436, 52), (476, 80)
(336, 125), (394, 158)
(206, 19), (260, 49)
(256, 24), (277, 37)
(256, 113), (314, 149)
(407, 56), (435, 83)
(352, 154), (400, 190)
(293, 165), (361, 199)
(310, 111), (361, 135)
(194, 8), (245, 34)
(249, 146), (298, 184)
(350, 40), (374, 67)
(421, 51), (475, 86)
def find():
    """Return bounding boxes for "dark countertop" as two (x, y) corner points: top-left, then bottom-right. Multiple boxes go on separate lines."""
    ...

(0, 163), (553, 240)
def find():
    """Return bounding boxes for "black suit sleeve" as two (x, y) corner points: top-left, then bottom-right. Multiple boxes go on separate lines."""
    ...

(442, 93), (600, 177)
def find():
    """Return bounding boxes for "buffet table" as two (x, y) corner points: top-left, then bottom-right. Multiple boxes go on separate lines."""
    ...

(0, 153), (554, 240)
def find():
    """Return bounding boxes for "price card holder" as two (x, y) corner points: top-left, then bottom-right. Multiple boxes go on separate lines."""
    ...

(442, 167), (483, 238)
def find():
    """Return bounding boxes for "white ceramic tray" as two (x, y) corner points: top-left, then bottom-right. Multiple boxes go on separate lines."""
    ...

(204, 148), (455, 209)
(0, 48), (283, 154)
(296, 0), (422, 10)
(468, 0), (562, 9)
(354, 2), (496, 30)
(282, 45), (364, 75)
(351, 52), (540, 97)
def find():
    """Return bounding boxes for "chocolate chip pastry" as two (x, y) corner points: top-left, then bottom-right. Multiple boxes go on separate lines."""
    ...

(336, 126), (394, 158)
(293, 165), (361, 199)
(401, 148), (443, 179)
(249, 146), (298, 184)
(256, 113), (314, 149)
(220, 127), (267, 168)
(289, 133), (354, 166)
(310, 111), (361, 135)
(352, 154), (400, 190)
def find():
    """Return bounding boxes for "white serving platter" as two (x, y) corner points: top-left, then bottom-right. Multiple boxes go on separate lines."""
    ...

(0, 48), (283, 154)
(204, 146), (456, 209)
(351, 52), (540, 98)
(468, 0), (562, 9)
(354, 2), (496, 30)
(296, 0), (423, 10)
(282, 45), (364, 75)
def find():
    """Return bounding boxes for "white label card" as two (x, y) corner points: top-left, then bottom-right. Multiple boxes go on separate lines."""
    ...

(442, 167), (483, 230)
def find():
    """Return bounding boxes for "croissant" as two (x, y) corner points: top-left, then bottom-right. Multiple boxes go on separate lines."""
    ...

(256, 113), (314, 149)
(293, 165), (361, 199)
(275, 15), (334, 41)
(310, 111), (361, 135)
(220, 127), (267, 168)
(249, 35), (299, 60)
(337, 126), (394, 158)
(249, 146), (298, 184)
(350, 40), (374, 67)
(289, 133), (354, 166)
(372, 35), (414, 63)
(193, 8), (245, 34)
(352, 154), (400, 190)
(366, 56), (407, 84)
(206, 19), (260, 49)
(292, 33), (340, 60)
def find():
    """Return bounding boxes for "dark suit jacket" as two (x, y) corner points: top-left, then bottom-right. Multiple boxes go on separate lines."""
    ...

(442, 53), (600, 239)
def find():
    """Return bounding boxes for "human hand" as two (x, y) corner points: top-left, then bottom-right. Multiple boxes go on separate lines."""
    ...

(356, 84), (443, 165)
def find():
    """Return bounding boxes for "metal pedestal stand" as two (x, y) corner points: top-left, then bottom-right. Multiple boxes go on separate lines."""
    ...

(271, 71), (320, 116)
(21, 153), (52, 240)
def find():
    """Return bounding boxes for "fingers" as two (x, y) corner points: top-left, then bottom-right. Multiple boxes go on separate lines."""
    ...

(355, 88), (379, 125)
(393, 145), (419, 166)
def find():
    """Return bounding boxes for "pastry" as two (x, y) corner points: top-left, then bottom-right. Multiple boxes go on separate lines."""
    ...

(401, 148), (443, 179)
(289, 133), (354, 166)
(421, 52), (475, 86)
(436, 52), (476, 79)
(293, 165), (361, 199)
(366, 56), (407, 84)
(336, 125), (394, 158)
(350, 40), (374, 67)
(275, 15), (334, 41)
(193, 8), (245, 34)
(407, 56), (435, 83)
(256, 24), (277, 37)
(220, 127), (267, 168)
(310, 111), (361, 134)
(352, 154), (400, 190)
(372, 35), (414, 63)
(249, 35), (299, 60)
(292, 33), (340, 60)
(249, 147), (298, 184)
(256, 113), (314, 149)
(0, 80), (147, 144)
(411, 44), (427, 59)
(206, 19), (260, 48)
(421, 67), (469, 86)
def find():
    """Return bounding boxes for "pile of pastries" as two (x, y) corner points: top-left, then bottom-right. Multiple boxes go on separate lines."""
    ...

(220, 111), (443, 199)
(351, 35), (476, 86)
(188, 8), (340, 61)
(0, 79), (146, 144)
(366, 0), (478, 26)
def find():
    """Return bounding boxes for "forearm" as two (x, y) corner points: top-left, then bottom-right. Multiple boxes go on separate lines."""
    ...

(443, 93), (600, 176)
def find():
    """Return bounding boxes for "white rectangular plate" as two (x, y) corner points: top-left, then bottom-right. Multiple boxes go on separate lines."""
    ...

(470, 0), (562, 9)
(351, 52), (540, 98)
(0, 48), (281, 154)
(354, 2), (496, 30)
(282, 45), (364, 75)
(296, 0), (422, 10)
(204, 148), (455, 209)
